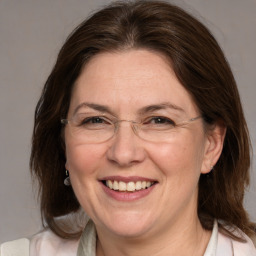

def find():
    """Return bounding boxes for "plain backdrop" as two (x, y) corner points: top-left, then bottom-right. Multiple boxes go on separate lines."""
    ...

(0, 0), (255, 244)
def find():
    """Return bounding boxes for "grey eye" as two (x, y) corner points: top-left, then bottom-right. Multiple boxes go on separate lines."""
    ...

(87, 117), (105, 123)
(145, 116), (175, 125)
(79, 116), (111, 126)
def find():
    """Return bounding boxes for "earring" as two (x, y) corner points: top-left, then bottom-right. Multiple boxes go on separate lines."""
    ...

(205, 166), (214, 178)
(64, 170), (71, 186)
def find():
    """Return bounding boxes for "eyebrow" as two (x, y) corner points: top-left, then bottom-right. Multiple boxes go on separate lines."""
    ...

(73, 102), (115, 116)
(137, 102), (185, 115)
(73, 102), (185, 116)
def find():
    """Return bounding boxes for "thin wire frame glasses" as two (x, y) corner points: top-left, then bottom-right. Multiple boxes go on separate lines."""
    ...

(61, 114), (202, 144)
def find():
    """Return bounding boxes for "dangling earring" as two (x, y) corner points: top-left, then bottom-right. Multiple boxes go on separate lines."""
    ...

(64, 170), (71, 186)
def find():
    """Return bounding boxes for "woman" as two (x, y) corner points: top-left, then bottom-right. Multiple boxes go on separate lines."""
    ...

(1, 1), (256, 255)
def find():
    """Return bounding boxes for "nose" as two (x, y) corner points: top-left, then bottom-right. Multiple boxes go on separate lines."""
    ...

(106, 121), (146, 167)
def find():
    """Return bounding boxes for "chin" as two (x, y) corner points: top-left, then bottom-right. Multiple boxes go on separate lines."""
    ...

(98, 211), (155, 238)
(107, 223), (152, 238)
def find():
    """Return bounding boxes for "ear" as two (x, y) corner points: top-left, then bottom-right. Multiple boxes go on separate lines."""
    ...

(201, 122), (226, 174)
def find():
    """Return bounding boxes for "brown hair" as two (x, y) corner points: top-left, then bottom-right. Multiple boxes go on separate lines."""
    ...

(30, 0), (255, 240)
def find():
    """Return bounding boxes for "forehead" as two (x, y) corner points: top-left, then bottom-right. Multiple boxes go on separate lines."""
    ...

(69, 49), (198, 116)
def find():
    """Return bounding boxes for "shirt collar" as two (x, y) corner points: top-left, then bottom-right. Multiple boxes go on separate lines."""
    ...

(77, 219), (219, 256)
(203, 219), (218, 256)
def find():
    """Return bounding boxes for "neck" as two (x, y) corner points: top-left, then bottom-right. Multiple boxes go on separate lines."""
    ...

(96, 216), (211, 256)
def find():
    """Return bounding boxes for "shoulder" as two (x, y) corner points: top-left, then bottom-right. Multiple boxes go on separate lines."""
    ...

(217, 227), (256, 256)
(0, 230), (79, 256)
(232, 236), (256, 256)
(1, 238), (29, 256)
(30, 229), (79, 256)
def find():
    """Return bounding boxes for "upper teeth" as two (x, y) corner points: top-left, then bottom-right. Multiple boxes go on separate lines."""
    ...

(106, 180), (153, 192)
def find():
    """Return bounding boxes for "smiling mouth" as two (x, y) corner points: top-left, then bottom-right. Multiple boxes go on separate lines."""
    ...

(102, 180), (157, 192)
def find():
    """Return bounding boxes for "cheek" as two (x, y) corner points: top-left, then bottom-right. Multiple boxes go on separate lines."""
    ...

(148, 136), (205, 179)
(65, 142), (106, 176)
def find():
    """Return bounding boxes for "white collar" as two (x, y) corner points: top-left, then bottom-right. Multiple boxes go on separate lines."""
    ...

(77, 220), (96, 256)
(77, 219), (219, 256)
(77, 219), (256, 256)
(203, 219), (218, 256)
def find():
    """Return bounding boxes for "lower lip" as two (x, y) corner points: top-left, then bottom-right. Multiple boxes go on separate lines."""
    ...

(101, 182), (156, 201)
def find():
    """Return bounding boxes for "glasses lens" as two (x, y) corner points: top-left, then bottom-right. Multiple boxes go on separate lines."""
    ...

(66, 113), (114, 143)
(138, 128), (175, 142)
(69, 125), (114, 143)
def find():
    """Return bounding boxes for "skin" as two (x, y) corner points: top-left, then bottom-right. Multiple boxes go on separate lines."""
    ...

(64, 49), (226, 256)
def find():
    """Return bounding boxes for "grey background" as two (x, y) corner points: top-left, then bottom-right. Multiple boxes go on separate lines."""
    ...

(0, 0), (255, 244)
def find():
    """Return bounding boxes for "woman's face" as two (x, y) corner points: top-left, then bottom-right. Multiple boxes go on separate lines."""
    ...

(65, 49), (217, 238)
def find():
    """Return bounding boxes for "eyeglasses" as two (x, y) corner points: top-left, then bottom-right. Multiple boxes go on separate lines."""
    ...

(61, 114), (202, 144)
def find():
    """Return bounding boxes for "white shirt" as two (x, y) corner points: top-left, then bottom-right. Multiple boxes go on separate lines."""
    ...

(1, 220), (256, 256)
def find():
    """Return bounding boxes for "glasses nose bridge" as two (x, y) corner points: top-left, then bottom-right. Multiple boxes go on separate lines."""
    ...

(114, 119), (139, 137)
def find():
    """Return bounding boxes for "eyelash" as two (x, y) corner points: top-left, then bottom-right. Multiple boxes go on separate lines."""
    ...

(80, 116), (110, 125)
(78, 115), (176, 126)
(144, 116), (175, 125)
